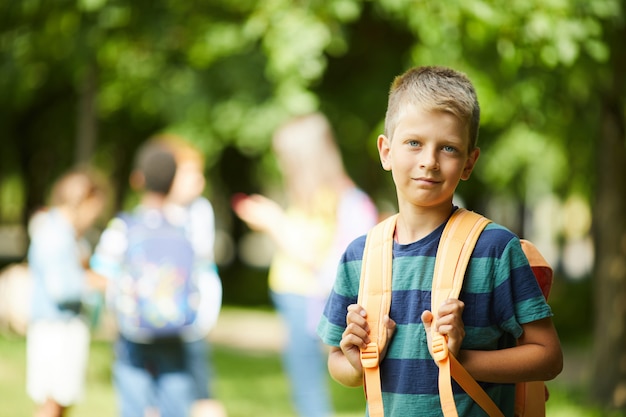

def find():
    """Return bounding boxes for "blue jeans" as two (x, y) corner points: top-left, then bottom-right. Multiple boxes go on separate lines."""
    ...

(184, 338), (213, 400)
(114, 337), (195, 417)
(271, 292), (332, 417)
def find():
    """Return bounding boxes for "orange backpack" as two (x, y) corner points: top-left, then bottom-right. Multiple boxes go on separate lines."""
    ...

(357, 208), (553, 417)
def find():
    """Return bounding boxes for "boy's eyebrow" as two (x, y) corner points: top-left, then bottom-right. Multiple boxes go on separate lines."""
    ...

(397, 129), (465, 144)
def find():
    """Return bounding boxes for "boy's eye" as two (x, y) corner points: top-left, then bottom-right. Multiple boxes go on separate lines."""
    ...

(408, 140), (420, 147)
(442, 145), (457, 153)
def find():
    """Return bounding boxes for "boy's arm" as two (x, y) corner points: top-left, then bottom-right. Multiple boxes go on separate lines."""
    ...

(458, 317), (563, 383)
(328, 347), (363, 387)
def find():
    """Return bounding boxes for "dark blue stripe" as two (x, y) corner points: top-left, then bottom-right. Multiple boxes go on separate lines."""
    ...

(391, 289), (507, 328)
(382, 358), (499, 395)
(389, 289), (431, 325)
(323, 290), (354, 327)
(342, 235), (367, 262)
(507, 264), (544, 302)
(472, 226), (516, 259)
(459, 291), (496, 327)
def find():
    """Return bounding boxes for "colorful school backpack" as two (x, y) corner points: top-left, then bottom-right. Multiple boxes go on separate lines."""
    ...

(357, 208), (553, 417)
(114, 211), (200, 343)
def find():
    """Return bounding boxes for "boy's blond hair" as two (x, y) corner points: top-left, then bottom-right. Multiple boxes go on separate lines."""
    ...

(384, 66), (480, 151)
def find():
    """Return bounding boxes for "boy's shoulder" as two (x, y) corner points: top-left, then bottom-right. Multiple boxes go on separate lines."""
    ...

(342, 233), (369, 262)
(188, 196), (214, 216)
(95, 207), (169, 254)
(118, 206), (170, 228)
(347, 214), (522, 260)
(475, 220), (523, 257)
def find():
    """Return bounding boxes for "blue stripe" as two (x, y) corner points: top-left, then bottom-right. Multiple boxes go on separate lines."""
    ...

(382, 358), (500, 395)
(343, 235), (367, 262)
(389, 289), (431, 325)
(323, 290), (354, 327)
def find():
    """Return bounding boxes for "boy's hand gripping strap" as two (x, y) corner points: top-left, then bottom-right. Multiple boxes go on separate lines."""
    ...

(357, 214), (397, 417)
(431, 208), (504, 417)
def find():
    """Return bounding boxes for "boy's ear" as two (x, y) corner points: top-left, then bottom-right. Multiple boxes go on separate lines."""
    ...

(461, 147), (480, 180)
(377, 134), (392, 171)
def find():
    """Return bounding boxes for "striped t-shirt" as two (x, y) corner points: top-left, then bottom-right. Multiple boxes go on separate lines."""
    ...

(317, 214), (553, 417)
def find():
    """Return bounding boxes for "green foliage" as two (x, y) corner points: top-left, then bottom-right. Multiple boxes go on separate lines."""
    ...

(370, 0), (622, 202)
(1, 0), (622, 208)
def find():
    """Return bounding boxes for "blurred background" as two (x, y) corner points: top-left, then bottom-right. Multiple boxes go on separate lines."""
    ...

(0, 0), (625, 415)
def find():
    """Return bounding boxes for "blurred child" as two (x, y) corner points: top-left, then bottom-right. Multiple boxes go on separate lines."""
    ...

(158, 134), (227, 417)
(91, 141), (198, 417)
(233, 113), (378, 417)
(26, 166), (109, 417)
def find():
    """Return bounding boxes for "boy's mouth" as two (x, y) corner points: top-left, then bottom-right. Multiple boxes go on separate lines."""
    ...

(414, 176), (440, 184)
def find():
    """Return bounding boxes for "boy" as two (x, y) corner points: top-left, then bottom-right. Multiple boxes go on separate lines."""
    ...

(160, 135), (227, 417)
(91, 141), (196, 417)
(316, 66), (563, 416)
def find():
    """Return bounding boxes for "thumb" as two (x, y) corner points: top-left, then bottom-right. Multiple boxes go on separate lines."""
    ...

(383, 315), (397, 338)
(421, 310), (434, 331)
(379, 315), (397, 360)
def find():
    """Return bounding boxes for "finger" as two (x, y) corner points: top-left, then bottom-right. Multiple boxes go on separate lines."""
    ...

(421, 310), (434, 331)
(346, 304), (369, 330)
(347, 303), (367, 317)
(435, 314), (465, 334)
(437, 299), (465, 316)
(383, 315), (396, 330)
(341, 327), (370, 349)
(436, 324), (465, 337)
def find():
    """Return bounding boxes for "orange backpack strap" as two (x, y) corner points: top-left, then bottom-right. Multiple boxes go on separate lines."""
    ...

(431, 208), (505, 417)
(357, 214), (397, 417)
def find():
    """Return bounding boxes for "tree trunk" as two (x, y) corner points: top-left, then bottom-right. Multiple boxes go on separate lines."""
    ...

(75, 63), (98, 165)
(590, 97), (626, 410)
(590, 10), (626, 409)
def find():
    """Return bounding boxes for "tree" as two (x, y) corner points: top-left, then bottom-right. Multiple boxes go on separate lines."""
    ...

(590, 7), (626, 407)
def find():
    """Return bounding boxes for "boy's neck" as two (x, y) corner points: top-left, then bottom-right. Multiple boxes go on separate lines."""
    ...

(395, 203), (454, 244)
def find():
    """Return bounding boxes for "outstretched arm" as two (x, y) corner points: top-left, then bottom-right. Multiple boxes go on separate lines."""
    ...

(232, 193), (320, 268)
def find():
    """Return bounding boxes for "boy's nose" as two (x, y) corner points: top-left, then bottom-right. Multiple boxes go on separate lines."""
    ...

(419, 150), (439, 170)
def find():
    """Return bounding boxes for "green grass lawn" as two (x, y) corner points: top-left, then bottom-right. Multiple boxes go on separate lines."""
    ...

(0, 331), (365, 417)
(0, 314), (622, 417)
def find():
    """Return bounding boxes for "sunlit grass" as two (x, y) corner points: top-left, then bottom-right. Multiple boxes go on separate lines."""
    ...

(0, 330), (364, 417)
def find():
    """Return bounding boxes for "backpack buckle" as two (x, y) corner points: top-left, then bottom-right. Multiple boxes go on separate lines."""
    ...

(361, 342), (380, 368)
(432, 333), (449, 362)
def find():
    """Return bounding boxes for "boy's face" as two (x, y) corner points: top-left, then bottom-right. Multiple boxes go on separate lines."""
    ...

(75, 195), (106, 236)
(377, 104), (479, 211)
